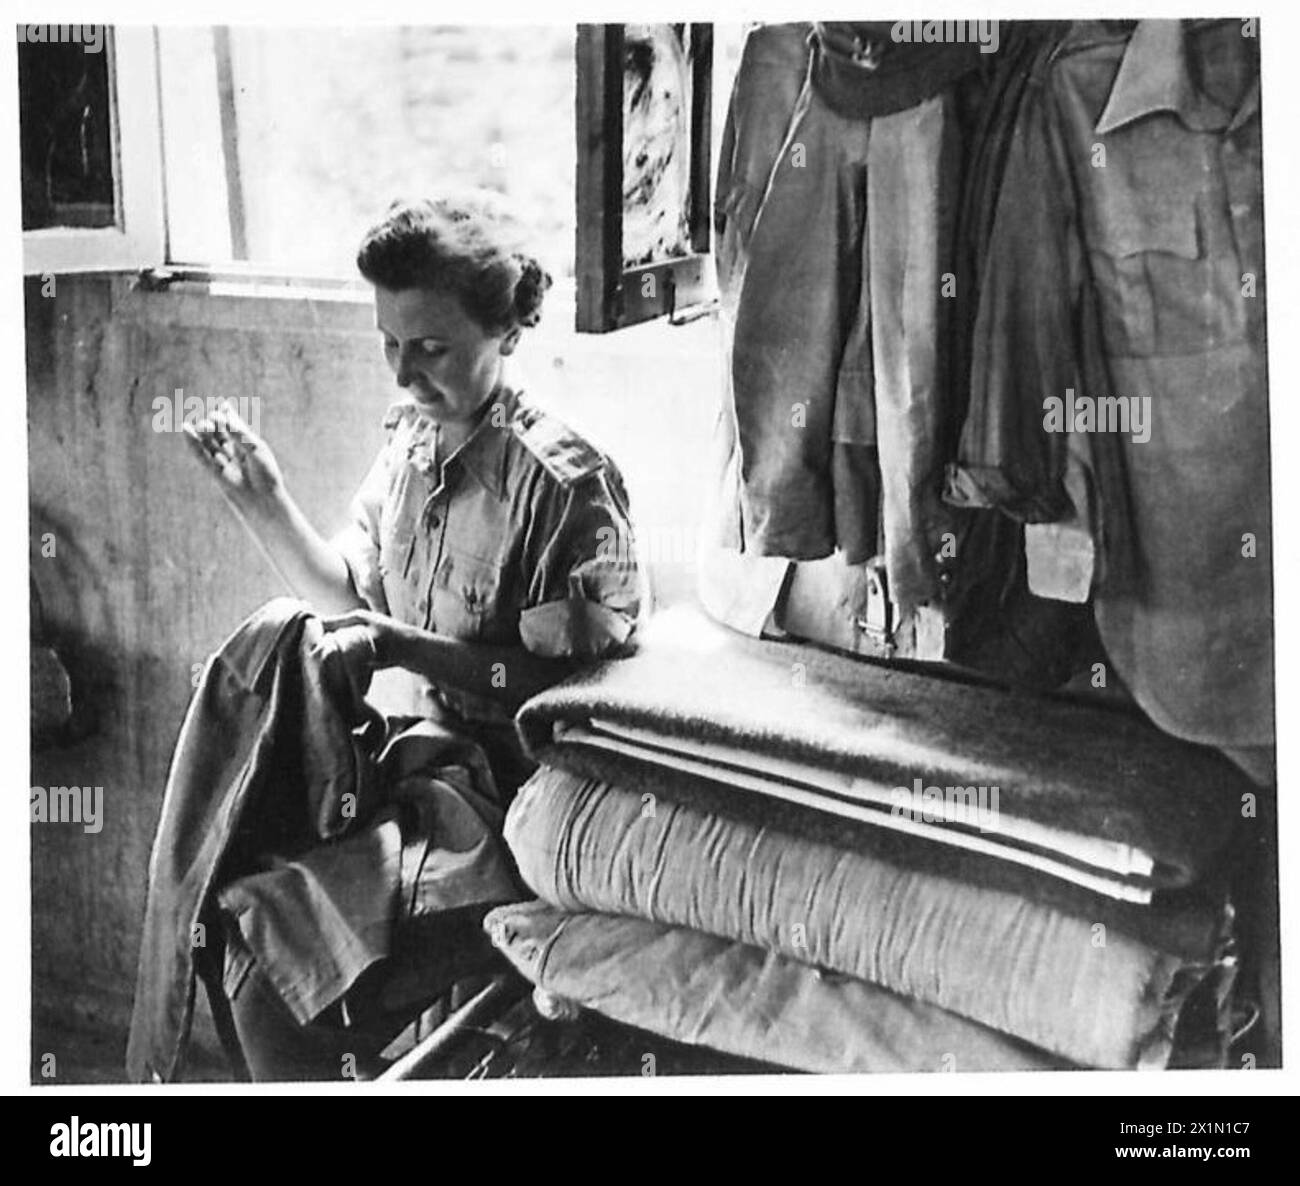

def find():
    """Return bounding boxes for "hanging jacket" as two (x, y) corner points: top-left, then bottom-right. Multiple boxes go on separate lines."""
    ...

(705, 21), (1092, 688)
(947, 19), (1272, 756)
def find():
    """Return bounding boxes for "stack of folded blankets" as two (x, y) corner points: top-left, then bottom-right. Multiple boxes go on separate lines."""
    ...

(484, 605), (1245, 1073)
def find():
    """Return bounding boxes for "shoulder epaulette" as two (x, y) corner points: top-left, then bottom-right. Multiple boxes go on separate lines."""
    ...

(511, 400), (606, 486)
(381, 401), (421, 433)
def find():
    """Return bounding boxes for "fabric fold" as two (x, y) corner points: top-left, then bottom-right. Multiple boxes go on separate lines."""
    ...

(516, 604), (1247, 900)
(485, 900), (1075, 1074)
(127, 600), (517, 1082)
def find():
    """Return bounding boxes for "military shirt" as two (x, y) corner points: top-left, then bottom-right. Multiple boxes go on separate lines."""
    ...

(949, 19), (1271, 751)
(332, 384), (641, 725)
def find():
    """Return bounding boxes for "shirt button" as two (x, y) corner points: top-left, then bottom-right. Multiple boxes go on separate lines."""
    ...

(427, 514), (441, 529)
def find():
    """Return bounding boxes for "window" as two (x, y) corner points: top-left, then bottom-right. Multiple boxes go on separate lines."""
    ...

(20, 30), (115, 230)
(156, 26), (577, 284)
(574, 23), (715, 332)
(18, 21), (749, 325)
(20, 26), (165, 274)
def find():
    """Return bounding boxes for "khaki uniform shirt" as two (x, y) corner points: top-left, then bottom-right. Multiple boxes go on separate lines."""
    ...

(950, 19), (1270, 755)
(333, 384), (641, 728)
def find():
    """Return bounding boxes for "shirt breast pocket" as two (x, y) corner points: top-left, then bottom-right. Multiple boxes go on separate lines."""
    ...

(429, 551), (512, 643)
(1085, 188), (1245, 359)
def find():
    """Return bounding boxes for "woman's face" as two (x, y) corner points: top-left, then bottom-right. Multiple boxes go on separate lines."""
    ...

(374, 285), (519, 428)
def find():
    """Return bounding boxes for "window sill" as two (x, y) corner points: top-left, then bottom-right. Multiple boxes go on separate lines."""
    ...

(110, 268), (720, 358)
(114, 266), (377, 333)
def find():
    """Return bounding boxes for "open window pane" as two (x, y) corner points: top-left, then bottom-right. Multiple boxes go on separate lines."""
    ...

(574, 23), (714, 333)
(20, 26), (165, 274)
(19, 29), (116, 231)
(622, 23), (697, 268)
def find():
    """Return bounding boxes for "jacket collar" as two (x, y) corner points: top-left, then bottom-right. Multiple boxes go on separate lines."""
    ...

(1095, 19), (1258, 136)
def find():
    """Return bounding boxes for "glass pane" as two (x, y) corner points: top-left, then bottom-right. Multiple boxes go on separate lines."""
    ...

(159, 26), (576, 279)
(156, 28), (232, 264)
(18, 27), (117, 231)
(621, 23), (693, 269)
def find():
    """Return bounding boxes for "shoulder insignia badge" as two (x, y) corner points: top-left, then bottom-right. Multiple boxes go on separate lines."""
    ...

(511, 400), (606, 486)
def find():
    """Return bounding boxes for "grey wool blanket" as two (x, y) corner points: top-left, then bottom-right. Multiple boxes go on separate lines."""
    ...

(515, 605), (1248, 903)
(504, 761), (1235, 1068)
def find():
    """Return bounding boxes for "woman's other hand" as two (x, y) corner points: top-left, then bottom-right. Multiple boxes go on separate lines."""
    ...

(183, 400), (286, 521)
(312, 617), (384, 699)
(320, 608), (576, 712)
(319, 608), (419, 674)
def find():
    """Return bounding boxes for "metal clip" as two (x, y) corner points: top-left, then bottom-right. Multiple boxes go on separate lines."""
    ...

(852, 558), (893, 645)
(134, 267), (178, 292)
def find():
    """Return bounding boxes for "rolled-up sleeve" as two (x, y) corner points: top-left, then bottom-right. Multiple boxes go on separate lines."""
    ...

(330, 448), (392, 614)
(519, 468), (642, 660)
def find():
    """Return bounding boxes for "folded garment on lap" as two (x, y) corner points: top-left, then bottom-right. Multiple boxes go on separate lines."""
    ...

(484, 900), (1075, 1074)
(504, 761), (1236, 1069)
(218, 728), (518, 1026)
(515, 605), (1247, 901)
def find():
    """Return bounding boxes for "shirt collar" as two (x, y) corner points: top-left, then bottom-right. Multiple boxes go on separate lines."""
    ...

(1095, 19), (1243, 136)
(439, 383), (519, 500)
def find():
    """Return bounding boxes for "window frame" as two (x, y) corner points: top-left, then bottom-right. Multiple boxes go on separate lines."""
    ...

(575, 23), (715, 334)
(19, 21), (718, 324)
(22, 27), (166, 276)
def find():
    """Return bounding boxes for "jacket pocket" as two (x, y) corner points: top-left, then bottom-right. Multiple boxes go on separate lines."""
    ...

(1086, 190), (1246, 358)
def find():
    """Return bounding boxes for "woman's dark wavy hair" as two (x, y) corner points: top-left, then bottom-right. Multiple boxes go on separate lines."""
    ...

(356, 192), (553, 335)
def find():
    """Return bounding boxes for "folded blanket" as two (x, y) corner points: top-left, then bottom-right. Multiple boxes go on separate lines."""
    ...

(516, 605), (1246, 902)
(485, 900), (1074, 1074)
(505, 761), (1236, 1069)
(529, 743), (1233, 961)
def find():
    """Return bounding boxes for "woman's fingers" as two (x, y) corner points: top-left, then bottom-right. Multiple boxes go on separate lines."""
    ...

(208, 408), (236, 456)
(182, 420), (212, 462)
(208, 409), (239, 457)
(184, 417), (245, 486)
(320, 609), (377, 631)
(185, 414), (224, 448)
(184, 419), (225, 467)
(311, 623), (380, 694)
(185, 405), (284, 506)
(219, 400), (258, 445)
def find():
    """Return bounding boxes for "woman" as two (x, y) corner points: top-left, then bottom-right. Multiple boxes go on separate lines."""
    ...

(187, 193), (641, 796)
(183, 193), (642, 1077)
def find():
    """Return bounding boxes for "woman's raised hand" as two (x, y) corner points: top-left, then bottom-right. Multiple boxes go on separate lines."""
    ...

(183, 400), (286, 520)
